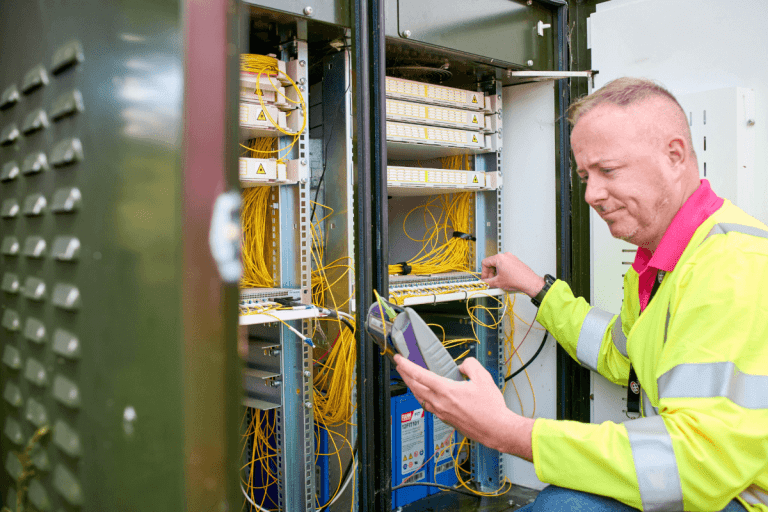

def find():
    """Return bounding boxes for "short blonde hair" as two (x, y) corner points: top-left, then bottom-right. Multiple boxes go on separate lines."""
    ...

(568, 77), (693, 150)
(568, 77), (684, 124)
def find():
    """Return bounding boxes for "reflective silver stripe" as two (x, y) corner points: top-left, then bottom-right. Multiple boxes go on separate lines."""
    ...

(642, 388), (659, 417)
(625, 416), (684, 512)
(612, 315), (628, 357)
(705, 222), (768, 241)
(741, 484), (768, 506)
(577, 307), (614, 372)
(658, 362), (768, 409)
(663, 307), (670, 344)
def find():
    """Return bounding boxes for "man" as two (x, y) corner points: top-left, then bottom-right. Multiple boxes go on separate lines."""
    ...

(395, 77), (768, 511)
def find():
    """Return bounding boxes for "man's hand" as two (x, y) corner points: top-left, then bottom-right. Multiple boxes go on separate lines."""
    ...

(394, 354), (535, 461)
(481, 252), (546, 298)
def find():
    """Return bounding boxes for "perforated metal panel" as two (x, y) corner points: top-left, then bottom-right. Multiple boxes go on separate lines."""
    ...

(0, 1), (196, 510)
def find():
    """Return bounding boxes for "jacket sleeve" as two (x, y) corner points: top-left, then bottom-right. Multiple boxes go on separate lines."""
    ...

(532, 239), (768, 511)
(536, 279), (631, 385)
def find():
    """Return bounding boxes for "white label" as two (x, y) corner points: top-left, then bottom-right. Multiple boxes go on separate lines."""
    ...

(432, 417), (454, 463)
(435, 461), (453, 475)
(400, 408), (425, 476)
(403, 470), (425, 484)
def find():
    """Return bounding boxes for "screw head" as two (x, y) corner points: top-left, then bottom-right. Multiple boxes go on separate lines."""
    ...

(527, 60), (534, 66)
(304, 401), (313, 409)
(303, 6), (313, 16)
(402, 30), (411, 38)
(527, 0), (533, 5)
(299, 60), (306, 67)
(747, 119), (756, 126)
(304, 370), (311, 377)
(299, 85), (305, 92)
(301, 159), (307, 166)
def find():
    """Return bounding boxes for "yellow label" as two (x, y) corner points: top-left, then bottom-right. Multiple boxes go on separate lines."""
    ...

(471, 95), (478, 104)
(256, 163), (266, 175)
(239, 105), (248, 124)
(472, 134), (478, 143)
(239, 160), (247, 176)
(472, 114), (478, 124)
(256, 110), (267, 122)
(472, 175), (479, 184)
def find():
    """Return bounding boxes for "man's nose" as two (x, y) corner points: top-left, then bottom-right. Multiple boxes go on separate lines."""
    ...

(583, 175), (608, 207)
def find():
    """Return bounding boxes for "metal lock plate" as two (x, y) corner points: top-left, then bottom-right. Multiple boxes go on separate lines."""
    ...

(22, 153), (49, 175)
(53, 420), (82, 458)
(50, 89), (84, 121)
(23, 317), (47, 344)
(0, 84), (20, 110)
(51, 187), (81, 213)
(1, 198), (19, 218)
(51, 138), (83, 167)
(52, 329), (81, 359)
(22, 109), (49, 135)
(2, 345), (22, 369)
(51, 236), (80, 261)
(51, 40), (84, 75)
(1, 273), (20, 294)
(23, 236), (47, 258)
(52, 283), (81, 311)
(21, 64), (49, 94)
(0, 161), (19, 182)
(53, 464), (83, 505)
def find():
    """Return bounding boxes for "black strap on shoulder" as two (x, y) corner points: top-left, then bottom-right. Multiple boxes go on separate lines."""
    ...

(627, 271), (664, 414)
(452, 231), (476, 242)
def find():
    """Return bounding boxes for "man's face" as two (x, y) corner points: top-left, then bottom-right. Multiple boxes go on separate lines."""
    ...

(571, 103), (676, 251)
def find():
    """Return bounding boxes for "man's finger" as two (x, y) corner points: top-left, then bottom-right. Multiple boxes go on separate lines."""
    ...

(482, 275), (499, 288)
(459, 357), (496, 387)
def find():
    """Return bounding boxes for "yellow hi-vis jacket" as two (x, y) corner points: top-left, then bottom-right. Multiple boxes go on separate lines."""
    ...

(532, 200), (768, 511)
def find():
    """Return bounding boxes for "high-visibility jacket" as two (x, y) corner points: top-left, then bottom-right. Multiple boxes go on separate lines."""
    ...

(532, 199), (768, 511)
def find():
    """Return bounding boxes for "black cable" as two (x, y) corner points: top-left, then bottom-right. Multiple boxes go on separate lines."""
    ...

(504, 331), (549, 382)
(390, 482), (481, 498)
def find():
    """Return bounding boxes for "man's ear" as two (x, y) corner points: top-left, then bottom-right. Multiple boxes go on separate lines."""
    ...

(667, 137), (688, 170)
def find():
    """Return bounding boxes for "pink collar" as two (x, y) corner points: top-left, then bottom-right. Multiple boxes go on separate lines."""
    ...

(632, 179), (723, 310)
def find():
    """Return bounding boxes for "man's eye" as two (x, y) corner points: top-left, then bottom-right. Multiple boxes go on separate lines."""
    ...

(600, 168), (614, 174)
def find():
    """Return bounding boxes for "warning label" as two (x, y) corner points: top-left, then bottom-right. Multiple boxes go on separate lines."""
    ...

(433, 417), (455, 463)
(472, 175), (479, 184)
(400, 408), (425, 476)
(471, 134), (478, 143)
(471, 95), (478, 104)
(256, 163), (266, 175)
(257, 110), (267, 122)
(472, 114), (478, 124)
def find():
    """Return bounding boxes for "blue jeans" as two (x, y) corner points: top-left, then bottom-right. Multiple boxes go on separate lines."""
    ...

(517, 486), (748, 512)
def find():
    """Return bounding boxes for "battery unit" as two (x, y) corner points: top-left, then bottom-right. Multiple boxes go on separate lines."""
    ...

(429, 415), (458, 494)
(240, 101), (289, 139)
(386, 121), (487, 151)
(392, 391), (429, 508)
(240, 158), (303, 186)
(386, 99), (487, 131)
(386, 76), (486, 111)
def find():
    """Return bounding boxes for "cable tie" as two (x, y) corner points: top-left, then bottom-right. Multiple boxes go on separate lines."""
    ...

(397, 262), (412, 275)
(452, 231), (476, 242)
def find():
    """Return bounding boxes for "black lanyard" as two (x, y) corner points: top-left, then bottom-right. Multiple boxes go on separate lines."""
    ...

(626, 271), (663, 414)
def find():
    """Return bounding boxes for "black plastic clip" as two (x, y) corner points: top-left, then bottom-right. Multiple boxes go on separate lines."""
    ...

(452, 231), (476, 242)
(397, 262), (412, 275)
